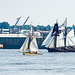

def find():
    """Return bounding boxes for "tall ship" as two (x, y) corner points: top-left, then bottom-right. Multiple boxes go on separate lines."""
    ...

(42, 18), (75, 52)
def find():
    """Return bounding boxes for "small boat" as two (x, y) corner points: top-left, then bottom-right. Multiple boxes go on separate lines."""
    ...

(42, 18), (75, 52)
(19, 33), (43, 55)
(23, 52), (43, 55)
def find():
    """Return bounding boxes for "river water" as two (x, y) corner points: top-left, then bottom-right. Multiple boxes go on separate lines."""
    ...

(0, 49), (75, 75)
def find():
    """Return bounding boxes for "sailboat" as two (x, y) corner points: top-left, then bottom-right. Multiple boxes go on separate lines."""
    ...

(19, 33), (43, 55)
(42, 18), (75, 52)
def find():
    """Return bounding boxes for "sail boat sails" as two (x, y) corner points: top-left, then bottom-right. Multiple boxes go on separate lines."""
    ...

(42, 18), (75, 52)
(19, 25), (43, 55)
(19, 33), (43, 55)
(19, 34), (29, 52)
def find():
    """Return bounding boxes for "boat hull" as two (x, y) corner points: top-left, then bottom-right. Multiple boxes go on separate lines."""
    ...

(23, 52), (43, 55)
(47, 46), (75, 52)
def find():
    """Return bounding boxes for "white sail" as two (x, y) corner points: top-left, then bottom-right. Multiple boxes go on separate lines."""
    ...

(42, 28), (53, 46)
(67, 29), (74, 37)
(56, 32), (65, 47)
(29, 36), (39, 53)
(19, 41), (25, 51)
(66, 29), (75, 46)
(48, 36), (55, 48)
(67, 36), (75, 46)
(19, 34), (29, 51)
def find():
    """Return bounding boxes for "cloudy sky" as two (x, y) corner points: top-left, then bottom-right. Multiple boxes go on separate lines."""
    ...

(0, 0), (75, 26)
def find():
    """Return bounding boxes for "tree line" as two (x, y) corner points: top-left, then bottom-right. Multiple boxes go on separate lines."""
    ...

(0, 22), (51, 31)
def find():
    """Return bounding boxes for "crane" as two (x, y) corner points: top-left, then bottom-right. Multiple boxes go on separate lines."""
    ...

(12, 17), (21, 34)
(14, 17), (21, 27)
(22, 16), (29, 29)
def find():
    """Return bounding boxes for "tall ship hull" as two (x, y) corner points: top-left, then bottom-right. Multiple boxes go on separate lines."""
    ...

(0, 34), (44, 49)
(47, 46), (75, 52)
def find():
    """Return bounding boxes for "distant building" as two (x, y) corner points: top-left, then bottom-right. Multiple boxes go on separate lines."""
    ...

(0, 29), (9, 34)
(20, 29), (42, 38)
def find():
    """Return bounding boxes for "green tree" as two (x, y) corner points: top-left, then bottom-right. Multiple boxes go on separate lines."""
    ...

(46, 25), (51, 30)
(0, 22), (10, 29)
(33, 26), (37, 31)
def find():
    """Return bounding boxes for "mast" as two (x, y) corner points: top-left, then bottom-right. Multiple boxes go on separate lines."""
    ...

(64, 18), (67, 48)
(52, 20), (59, 48)
(54, 35), (57, 48)
(29, 23), (33, 52)
(29, 33), (31, 52)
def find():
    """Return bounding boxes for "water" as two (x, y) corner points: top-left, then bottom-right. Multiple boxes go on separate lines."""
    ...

(0, 49), (75, 75)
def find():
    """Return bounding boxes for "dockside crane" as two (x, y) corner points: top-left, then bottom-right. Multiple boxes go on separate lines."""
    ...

(22, 16), (29, 29)
(14, 17), (21, 27)
(12, 17), (21, 34)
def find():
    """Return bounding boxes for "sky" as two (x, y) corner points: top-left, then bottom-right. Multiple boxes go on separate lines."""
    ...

(0, 0), (75, 26)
